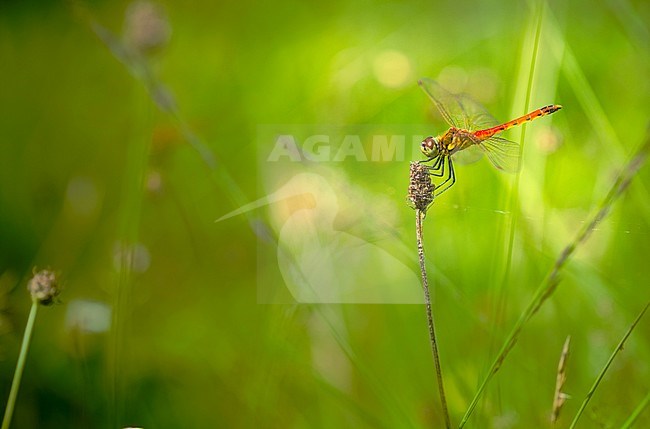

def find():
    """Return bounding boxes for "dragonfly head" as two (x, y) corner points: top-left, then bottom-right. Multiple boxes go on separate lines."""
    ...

(420, 136), (440, 159)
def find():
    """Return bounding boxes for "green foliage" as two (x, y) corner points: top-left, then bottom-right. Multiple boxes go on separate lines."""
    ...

(0, 0), (649, 427)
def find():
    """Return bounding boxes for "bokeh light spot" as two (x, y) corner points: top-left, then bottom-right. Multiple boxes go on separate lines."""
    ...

(373, 50), (412, 89)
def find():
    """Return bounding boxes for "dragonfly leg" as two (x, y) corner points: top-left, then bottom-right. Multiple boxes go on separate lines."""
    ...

(422, 154), (445, 177)
(434, 157), (456, 197)
(434, 157), (452, 189)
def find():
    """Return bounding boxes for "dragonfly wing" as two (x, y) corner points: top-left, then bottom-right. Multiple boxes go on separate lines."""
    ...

(478, 136), (521, 173)
(418, 78), (462, 127)
(453, 96), (500, 131)
(419, 78), (500, 131)
(451, 144), (484, 165)
(466, 109), (500, 131)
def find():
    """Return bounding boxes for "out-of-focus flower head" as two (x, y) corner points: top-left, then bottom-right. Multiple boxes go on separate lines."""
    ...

(123, 1), (171, 57)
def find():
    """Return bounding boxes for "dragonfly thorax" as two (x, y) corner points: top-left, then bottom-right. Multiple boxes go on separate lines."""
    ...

(421, 128), (469, 159)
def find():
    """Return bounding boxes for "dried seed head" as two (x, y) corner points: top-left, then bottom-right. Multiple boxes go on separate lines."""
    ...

(551, 336), (572, 423)
(408, 162), (434, 212)
(124, 1), (171, 56)
(27, 269), (60, 306)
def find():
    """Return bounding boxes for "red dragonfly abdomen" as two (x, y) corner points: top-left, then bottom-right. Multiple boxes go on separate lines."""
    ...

(473, 104), (562, 140)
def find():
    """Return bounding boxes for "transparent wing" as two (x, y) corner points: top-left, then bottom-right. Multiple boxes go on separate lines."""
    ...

(478, 136), (521, 173)
(418, 78), (461, 127)
(467, 110), (501, 131)
(451, 144), (484, 165)
(418, 78), (500, 131)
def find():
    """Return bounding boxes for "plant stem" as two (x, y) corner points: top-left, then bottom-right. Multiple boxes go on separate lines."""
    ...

(2, 301), (39, 429)
(416, 210), (451, 429)
(501, 0), (544, 285)
(621, 389), (650, 429)
(569, 302), (650, 429)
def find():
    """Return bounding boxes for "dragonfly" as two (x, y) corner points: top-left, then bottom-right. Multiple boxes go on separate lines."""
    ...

(418, 78), (562, 197)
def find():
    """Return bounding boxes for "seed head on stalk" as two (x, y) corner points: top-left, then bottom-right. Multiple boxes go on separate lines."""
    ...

(408, 161), (435, 213)
(3, 268), (62, 429)
(27, 268), (61, 306)
(406, 161), (450, 428)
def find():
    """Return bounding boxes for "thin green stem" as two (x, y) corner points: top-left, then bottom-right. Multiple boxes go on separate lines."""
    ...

(488, 5), (545, 407)
(621, 389), (650, 429)
(569, 302), (650, 429)
(88, 17), (251, 219)
(416, 210), (451, 429)
(501, 0), (544, 285)
(2, 301), (39, 429)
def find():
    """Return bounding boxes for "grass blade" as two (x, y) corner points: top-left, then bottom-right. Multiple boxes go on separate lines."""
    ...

(621, 390), (650, 429)
(568, 302), (650, 429)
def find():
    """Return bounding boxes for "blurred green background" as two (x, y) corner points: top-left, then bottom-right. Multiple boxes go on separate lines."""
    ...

(1, 0), (649, 427)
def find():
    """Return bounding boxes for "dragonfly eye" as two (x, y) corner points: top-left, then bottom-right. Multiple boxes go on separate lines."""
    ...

(421, 136), (439, 158)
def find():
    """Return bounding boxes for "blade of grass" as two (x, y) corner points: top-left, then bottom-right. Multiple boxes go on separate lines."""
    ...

(103, 78), (153, 428)
(545, 4), (650, 209)
(621, 390), (650, 429)
(605, 0), (650, 61)
(502, 0), (545, 263)
(568, 302), (650, 429)
(544, 5), (650, 217)
(459, 128), (650, 428)
(491, 0), (545, 369)
(467, 2), (546, 420)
